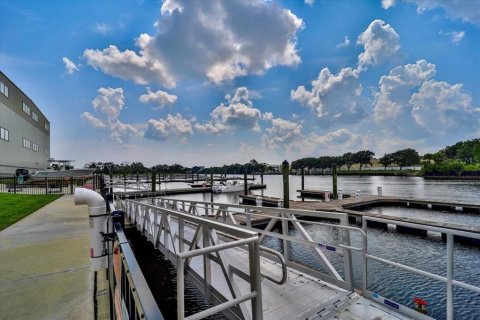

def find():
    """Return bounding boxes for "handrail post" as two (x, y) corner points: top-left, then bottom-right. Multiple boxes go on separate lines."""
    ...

(362, 218), (368, 292)
(177, 256), (185, 320)
(249, 240), (263, 320)
(446, 233), (454, 320)
(281, 211), (290, 262)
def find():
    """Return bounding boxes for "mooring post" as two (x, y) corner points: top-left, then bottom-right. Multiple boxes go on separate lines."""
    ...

(301, 167), (305, 202)
(244, 170), (248, 195)
(332, 164), (338, 199)
(210, 168), (213, 202)
(261, 170), (264, 185)
(282, 160), (290, 208)
(151, 169), (156, 192)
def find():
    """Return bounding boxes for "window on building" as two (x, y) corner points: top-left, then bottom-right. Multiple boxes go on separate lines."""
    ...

(45, 123), (49, 131)
(32, 142), (39, 152)
(22, 102), (31, 116)
(0, 127), (9, 141)
(23, 138), (31, 149)
(0, 81), (8, 97)
(32, 112), (39, 122)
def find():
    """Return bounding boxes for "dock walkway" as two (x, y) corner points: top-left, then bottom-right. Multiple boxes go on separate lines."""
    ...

(0, 195), (106, 320)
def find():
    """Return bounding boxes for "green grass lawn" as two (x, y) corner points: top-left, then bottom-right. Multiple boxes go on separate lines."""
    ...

(0, 194), (62, 230)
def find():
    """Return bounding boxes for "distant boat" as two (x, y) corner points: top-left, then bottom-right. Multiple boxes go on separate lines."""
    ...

(31, 168), (96, 178)
(212, 180), (252, 193)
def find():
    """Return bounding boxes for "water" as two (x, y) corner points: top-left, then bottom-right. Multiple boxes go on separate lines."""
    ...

(134, 175), (480, 319)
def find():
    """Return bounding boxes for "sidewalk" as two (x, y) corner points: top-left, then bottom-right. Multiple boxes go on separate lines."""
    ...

(0, 194), (94, 320)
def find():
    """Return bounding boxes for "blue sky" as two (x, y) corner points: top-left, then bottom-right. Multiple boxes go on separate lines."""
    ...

(1, 0), (479, 167)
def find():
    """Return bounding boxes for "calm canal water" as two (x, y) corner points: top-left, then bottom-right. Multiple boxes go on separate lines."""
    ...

(147, 175), (480, 319)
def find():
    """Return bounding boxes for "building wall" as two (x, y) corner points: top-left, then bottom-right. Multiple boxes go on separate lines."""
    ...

(0, 71), (50, 176)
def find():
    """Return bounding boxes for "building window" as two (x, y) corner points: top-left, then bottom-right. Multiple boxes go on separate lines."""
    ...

(0, 81), (8, 97)
(22, 102), (31, 116)
(23, 138), (31, 149)
(32, 112), (39, 122)
(45, 123), (49, 131)
(45, 148), (50, 157)
(0, 127), (8, 141)
(32, 142), (39, 152)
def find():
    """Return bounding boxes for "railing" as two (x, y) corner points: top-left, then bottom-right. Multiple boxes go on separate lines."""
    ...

(106, 196), (164, 320)
(118, 197), (264, 320)
(129, 197), (367, 292)
(0, 174), (102, 194)
(362, 216), (480, 320)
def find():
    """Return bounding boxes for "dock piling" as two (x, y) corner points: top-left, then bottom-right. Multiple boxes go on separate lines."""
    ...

(332, 165), (338, 200)
(282, 160), (290, 209)
(301, 168), (305, 202)
(244, 171), (248, 195)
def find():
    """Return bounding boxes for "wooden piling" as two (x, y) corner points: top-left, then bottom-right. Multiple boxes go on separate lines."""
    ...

(151, 170), (156, 192)
(282, 160), (290, 208)
(301, 167), (305, 202)
(210, 168), (213, 202)
(332, 164), (338, 199)
(244, 171), (248, 195)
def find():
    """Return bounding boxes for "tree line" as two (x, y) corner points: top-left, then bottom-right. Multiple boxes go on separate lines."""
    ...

(84, 159), (274, 175)
(292, 148), (420, 172)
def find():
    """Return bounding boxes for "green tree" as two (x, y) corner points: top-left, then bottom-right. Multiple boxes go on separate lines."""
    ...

(355, 150), (375, 170)
(342, 152), (355, 171)
(392, 148), (420, 170)
(379, 153), (394, 170)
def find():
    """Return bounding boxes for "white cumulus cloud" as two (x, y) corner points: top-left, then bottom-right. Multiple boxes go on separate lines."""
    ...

(139, 88), (177, 108)
(82, 87), (141, 144)
(410, 80), (474, 131)
(84, 0), (303, 87)
(357, 19), (400, 68)
(291, 67), (364, 123)
(92, 87), (125, 121)
(373, 59), (436, 122)
(81, 112), (106, 128)
(262, 117), (303, 149)
(62, 57), (79, 74)
(195, 87), (262, 134)
(372, 60), (478, 138)
(144, 113), (194, 143)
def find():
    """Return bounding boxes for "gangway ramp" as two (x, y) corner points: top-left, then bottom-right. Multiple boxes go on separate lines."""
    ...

(117, 197), (429, 320)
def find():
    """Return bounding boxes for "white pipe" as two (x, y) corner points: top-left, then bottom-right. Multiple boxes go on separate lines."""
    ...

(74, 188), (107, 271)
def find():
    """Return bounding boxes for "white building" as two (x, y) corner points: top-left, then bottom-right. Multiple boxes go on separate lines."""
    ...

(0, 71), (50, 176)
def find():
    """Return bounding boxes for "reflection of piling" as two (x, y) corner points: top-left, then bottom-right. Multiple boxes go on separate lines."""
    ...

(282, 160), (290, 208)
(332, 165), (338, 199)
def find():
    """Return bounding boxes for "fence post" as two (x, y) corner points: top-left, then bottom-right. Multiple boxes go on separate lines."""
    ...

(13, 174), (17, 194)
(70, 177), (74, 194)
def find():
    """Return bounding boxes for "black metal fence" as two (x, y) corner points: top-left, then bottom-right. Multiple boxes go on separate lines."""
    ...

(0, 174), (103, 195)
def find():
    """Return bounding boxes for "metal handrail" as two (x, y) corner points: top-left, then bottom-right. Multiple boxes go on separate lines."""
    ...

(259, 246), (287, 285)
(362, 216), (480, 320)
(107, 197), (164, 320)
(150, 198), (367, 291)
(124, 198), (263, 320)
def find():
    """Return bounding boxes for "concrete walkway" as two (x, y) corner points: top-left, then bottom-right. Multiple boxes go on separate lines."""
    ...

(0, 195), (94, 320)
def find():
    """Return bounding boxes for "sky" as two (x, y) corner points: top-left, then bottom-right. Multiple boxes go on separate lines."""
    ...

(1, 0), (479, 167)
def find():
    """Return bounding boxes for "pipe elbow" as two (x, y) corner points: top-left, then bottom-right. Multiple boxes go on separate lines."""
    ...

(74, 188), (105, 208)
